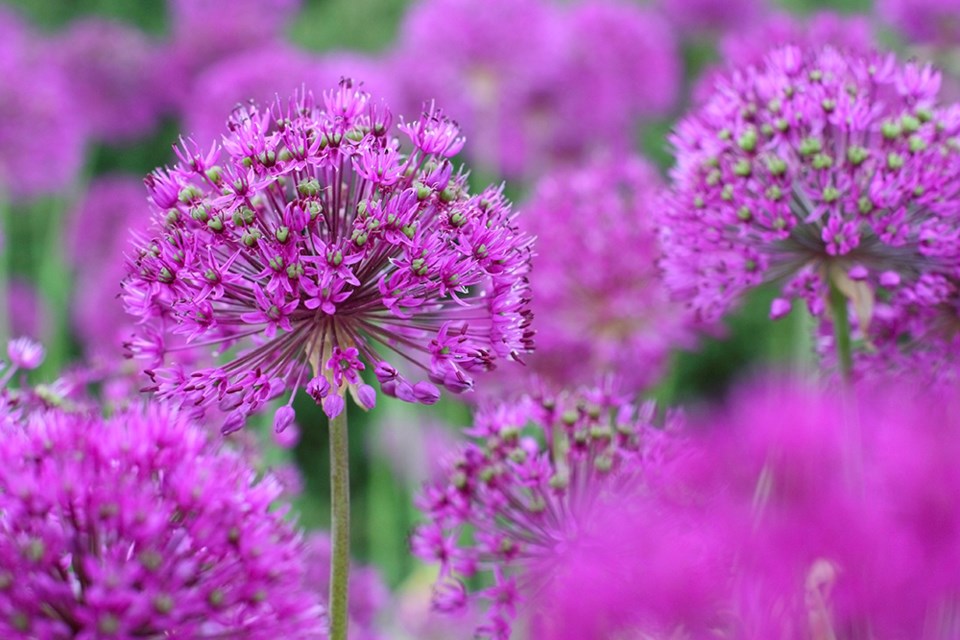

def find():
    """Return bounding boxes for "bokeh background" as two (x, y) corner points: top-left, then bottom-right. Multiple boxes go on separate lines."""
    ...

(1, 0), (953, 635)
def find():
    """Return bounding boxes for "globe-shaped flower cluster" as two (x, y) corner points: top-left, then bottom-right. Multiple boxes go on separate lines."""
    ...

(123, 81), (534, 428)
(0, 403), (324, 638)
(660, 46), (960, 334)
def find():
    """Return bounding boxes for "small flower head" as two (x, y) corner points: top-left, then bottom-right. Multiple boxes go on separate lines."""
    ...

(123, 82), (533, 428)
(659, 46), (960, 330)
(0, 402), (324, 638)
(412, 383), (678, 637)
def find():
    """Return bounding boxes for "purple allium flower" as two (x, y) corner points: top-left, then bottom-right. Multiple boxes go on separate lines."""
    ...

(692, 12), (876, 104)
(51, 18), (166, 142)
(412, 383), (678, 638)
(500, 154), (691, 393)
(183, 47), (398, 147)
(395, 0), (680, 179)
(533, 376), (960, 638)
(0, 8), (85, 201)
(550, 0), (681, 154)
(0, 402), (325, 638)
(303, 532), (389, 640)
(122, 82), (534, 428)
(878, 0), (960, 46)
(166, 0), (302, 82)
(67, 176), (151, 360)
(659, 46), (960, 331)
(394, 0), (564, 178)
(657, 0), (765, 37)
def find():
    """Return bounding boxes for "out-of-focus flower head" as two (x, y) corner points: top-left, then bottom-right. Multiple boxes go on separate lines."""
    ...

(51, 18), (167, 142)
(533, 376), (960, 638)
(67, 175), (151, 360)
(496, 153), (691, 393)
(657, 0), (765, 38)
(412, 382), (679, 638)
(659, 46), (960, 343)
(0, 8), (85, 201)
(303, 532), (389, 640)
(395, 0), (681, 179)
(395, 0), (564, 178)
(369, 414), (460, 487)
(0, 401), (325, 638)
(122, 82), (534, 431)
(878, 0), (960, 46)
(166, 0), (302, 94)
(183, 47), (399, 147)
(8, 278), (49, 341)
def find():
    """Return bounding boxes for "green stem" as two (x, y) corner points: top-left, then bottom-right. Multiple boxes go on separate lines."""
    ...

(828, 279), (853, 384)
(0, 195), (9, 349)
(328, 409), (350, 640)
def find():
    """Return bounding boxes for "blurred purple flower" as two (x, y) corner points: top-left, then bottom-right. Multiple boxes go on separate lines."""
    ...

(51, 18), (167, 142)
(122, 83), (533, 430)
(657, 0), (765, 37)
(0, 401), (325, 638)
(878, 0), (960, 46)
(0, 8), (85, 201)
(7, 278), (48, 341)
(496, 154), (691, 393)
(659, 46), (960, 333)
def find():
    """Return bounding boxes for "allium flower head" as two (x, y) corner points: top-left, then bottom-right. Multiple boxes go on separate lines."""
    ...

(0, 8), (85, 201)
(0, 402), (324, 638)
(659, 46), (960, 329)
(657, 0), (764, 37)
(878, 0), (960, 46)
(51, 18), (166, 142)
(122, 82), (533, 428)
(412, 383), (677, 637)
(505, 154), (690, 392)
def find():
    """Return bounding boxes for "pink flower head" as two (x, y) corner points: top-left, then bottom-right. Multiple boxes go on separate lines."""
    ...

(412, 382), (679, 637)
(659, 46), (960, 335)
(657, 0), (765, 37)
(878, 0), (960, 46)
(497, 154), (691, 392)
(51, 18), (166, 142)
(122, 82), (534, 429)
(534, 376), (960, 638)
(0, 402), (324, 637)
(0, 8), (85, 201)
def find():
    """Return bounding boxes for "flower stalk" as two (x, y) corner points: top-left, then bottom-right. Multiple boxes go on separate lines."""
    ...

(328, 408), (351, 640)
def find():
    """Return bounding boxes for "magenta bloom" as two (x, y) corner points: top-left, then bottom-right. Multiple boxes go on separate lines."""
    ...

(412, 383), (678, 638)
(122, 82), (533, 428)
(659, 46), (960, 330)
(51, 18), (166, 142)
(501, 154), (690, 392)
(0, 8), (85, 201)
(0, 402), (324, 638)
(657, 0), (764, 37)
(878, 0), (960, 46)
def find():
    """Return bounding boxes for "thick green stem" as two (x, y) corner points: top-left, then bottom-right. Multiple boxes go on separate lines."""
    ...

(328, 409), (350, 640)
(828, 279), (853, 384)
